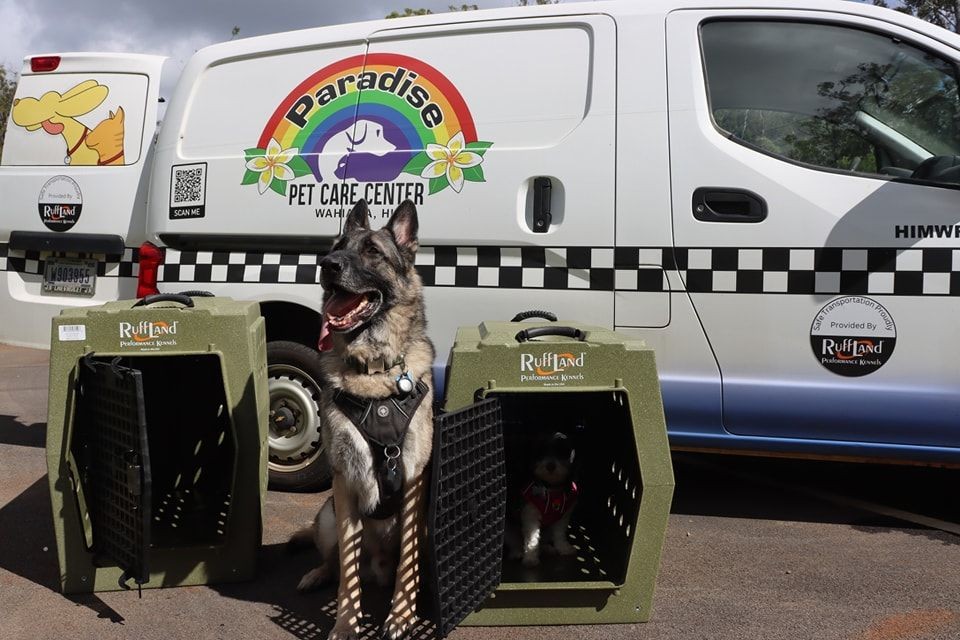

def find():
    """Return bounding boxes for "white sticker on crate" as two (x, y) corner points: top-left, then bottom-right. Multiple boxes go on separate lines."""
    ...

(58, 325), (86, 342)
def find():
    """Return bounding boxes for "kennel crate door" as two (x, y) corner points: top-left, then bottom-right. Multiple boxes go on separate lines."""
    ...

(75, 356), (152, 590)
(428, 398), (505, 638)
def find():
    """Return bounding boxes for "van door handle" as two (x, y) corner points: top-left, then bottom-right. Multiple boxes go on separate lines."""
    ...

(532, 177), (552, 233)
(692, 188), (767, 222)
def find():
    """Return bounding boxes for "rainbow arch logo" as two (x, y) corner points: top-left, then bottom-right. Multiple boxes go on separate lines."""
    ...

(242, 53), (493, 197)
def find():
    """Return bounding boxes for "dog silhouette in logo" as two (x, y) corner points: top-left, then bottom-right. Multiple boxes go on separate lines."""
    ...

(11, 79), (110, 166)
(85, 107), (125, 166)
(310, 119), (414, 183)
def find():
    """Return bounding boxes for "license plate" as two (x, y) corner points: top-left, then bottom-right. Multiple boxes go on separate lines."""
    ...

(43, 258), (97, 296)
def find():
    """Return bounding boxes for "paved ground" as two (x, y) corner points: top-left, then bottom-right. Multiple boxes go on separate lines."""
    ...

(1, 343), (959, 640)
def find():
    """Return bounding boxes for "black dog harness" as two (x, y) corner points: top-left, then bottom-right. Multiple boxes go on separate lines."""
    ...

(333, 379), (429, 519)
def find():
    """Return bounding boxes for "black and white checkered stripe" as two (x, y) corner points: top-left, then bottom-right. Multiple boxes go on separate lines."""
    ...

(1, 243), (958, 296)
(414, 246), (668, 291)
(0, 244), (139, 278)
(158, 249), (325, 286)
(672, 247), (960, 296)
(155, 246), (670, 290)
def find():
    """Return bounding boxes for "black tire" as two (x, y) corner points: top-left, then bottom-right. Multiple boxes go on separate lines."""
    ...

(266, 340), (332, 491)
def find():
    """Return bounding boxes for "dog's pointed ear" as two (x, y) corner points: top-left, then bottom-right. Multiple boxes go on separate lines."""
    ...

(387, 200), (419, 254)
(344, 199), (370, 235)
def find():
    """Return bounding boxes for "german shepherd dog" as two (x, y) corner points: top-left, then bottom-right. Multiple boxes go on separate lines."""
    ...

(293, 199), (435, 640)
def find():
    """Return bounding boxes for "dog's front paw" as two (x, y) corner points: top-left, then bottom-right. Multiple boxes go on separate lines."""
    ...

(297, 565), (332, 592)
(328, 622), (360, 640)
(382, 612), (421, 640)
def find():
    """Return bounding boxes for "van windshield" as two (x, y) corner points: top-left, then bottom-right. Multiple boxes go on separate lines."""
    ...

(3, 72), (148, 166)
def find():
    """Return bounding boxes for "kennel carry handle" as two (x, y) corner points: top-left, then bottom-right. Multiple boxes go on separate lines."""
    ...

(510, 310), (558, 323)
(514, 326), (586, 343)
(132, 290), (215, 308)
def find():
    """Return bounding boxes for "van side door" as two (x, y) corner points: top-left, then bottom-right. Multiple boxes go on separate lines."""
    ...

(667, 10), (960, 452)
(362, 15), (618, 357)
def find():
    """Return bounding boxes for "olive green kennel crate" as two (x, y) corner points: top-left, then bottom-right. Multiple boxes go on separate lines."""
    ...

(436, 318), (674, 628)
(46, 294), (269, 594)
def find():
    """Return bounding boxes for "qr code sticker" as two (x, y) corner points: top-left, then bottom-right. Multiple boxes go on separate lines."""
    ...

(170, 163), (206, 206)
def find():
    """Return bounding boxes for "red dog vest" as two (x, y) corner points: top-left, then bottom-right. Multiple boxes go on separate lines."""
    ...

(521, 481), (579, 527)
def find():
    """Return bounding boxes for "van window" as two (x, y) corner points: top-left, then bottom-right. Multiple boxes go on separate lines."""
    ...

(3, 73), (147, 166)
(700, 21), (960, 186)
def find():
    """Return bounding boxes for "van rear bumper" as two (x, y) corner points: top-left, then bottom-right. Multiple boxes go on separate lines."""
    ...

(9, 231), (125, 255)
(0, 240), (139, 348)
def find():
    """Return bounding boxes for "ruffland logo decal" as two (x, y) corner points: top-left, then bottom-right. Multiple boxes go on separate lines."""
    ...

(241, 53), (492, 217)
(119, 320), (179, 349)
(38, 176), (83, 232)
(520, 351), (586, 385)
(810, 296), (896, 377)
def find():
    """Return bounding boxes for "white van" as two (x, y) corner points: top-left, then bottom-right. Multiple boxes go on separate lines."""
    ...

(3, 0), (960, 489)
(0, 53), (165, 333)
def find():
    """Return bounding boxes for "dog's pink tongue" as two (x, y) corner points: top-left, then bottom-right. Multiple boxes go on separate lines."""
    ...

(318, 292), (365, 351)
(41, 120), (64, 135)
(318, 320), (332, 351)
(324, 291), (366, 316)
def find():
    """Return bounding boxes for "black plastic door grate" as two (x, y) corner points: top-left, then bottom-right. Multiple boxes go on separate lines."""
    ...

(75, 356), (152, 589)
(427, 398), (505, 639)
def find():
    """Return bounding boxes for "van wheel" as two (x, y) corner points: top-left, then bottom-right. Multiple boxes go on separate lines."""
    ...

(266, 340), (331, 491)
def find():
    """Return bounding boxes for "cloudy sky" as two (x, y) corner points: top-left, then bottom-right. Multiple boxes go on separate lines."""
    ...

(0, 0), (526, 90)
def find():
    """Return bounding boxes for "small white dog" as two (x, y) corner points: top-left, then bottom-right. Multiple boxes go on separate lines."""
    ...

(508, 431), (580, 567)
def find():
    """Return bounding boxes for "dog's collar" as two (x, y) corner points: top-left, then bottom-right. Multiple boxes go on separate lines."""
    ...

(65, 127), (90, 161)
(345, 353), (406, 375)
(98, 150), (124, 165)
(526, 479), (578, 494)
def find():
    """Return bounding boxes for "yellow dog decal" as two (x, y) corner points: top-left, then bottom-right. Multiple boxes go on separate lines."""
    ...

(11, 80), (124, 166)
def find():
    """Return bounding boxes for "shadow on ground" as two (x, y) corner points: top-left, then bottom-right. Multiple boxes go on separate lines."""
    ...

(0, 477), (58, 590)
(0, 415), (46, 448)
(4, 450), (957, 637)
(671, 453), (960, 546)
(213, 543), (437, 640)
(0, 476), (127, 622)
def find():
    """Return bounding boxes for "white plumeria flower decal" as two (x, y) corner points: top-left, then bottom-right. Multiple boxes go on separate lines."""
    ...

(246, 138), (298, 195)
(420, 131), (483, 193)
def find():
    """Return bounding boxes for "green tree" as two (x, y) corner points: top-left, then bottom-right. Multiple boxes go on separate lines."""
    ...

(0, 64), (17, 162)
(386, 6), (478, 18)
(873, 0), (959, 32)
(386, 8), (434, 18)
(386, 1), (556, 18)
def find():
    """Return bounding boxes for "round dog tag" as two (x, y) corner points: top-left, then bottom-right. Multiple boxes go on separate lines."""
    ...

(396, 372), (414, 394)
